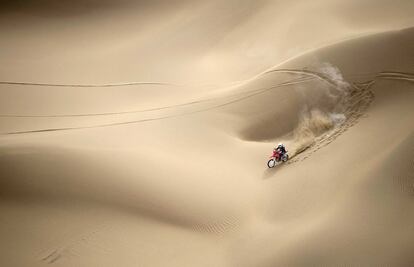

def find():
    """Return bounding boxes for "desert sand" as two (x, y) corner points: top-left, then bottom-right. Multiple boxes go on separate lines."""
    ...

(0, 1), (413, 266)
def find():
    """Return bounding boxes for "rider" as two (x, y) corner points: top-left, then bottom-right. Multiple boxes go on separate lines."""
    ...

(275, 143), (286, 158)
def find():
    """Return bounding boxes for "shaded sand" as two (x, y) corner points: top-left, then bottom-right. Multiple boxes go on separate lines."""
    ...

(1, 1), (414, 266)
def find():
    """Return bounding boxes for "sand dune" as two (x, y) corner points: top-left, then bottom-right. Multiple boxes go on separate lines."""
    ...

(1, 1), (414, 266)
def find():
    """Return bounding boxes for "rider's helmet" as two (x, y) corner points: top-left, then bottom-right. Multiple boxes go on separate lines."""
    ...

(277, 143), (284, 149)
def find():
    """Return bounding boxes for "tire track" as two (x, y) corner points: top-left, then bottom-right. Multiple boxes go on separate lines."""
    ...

(287, 70), (414, 163)
(377, 71), (414, 82)
(0, 67), (383, 118)
(0, 77), (315, 135)
(0, 81), (175, 88)
(1, 70), (412, 136)
(288, 81), (376, 163)
(0, 76), (313, 118)
(38, 221), (111, 265)
(262, 68), (339, 87)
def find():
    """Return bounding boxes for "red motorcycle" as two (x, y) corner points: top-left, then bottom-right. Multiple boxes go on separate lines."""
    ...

(267, 149), (289, 168)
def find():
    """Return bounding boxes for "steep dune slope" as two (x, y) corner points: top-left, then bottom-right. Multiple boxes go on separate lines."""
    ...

(217, 27), (412, 154)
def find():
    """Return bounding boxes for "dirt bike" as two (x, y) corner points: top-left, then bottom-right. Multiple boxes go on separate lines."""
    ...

(267, 150), (289, 168)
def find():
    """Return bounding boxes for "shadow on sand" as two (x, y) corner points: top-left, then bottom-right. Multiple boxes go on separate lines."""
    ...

(262, 163), (288, 179)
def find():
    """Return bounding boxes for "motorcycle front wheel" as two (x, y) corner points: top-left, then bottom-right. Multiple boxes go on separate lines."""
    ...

(267, 159), (276, 168)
